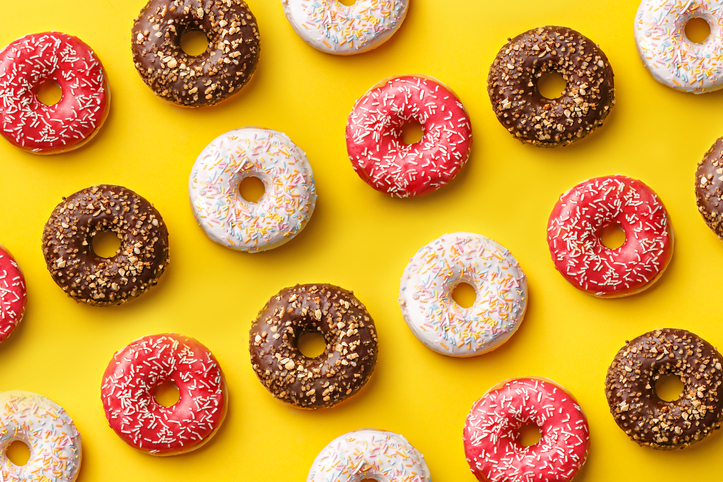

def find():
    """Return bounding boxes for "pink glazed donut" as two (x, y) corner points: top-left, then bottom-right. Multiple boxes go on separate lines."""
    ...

(345, 75), (473, 198)
(0, 244), (26, 344)
(0, 32), (109, 154)
(463, 377), (590, 482)
(547, 175), (673, 298)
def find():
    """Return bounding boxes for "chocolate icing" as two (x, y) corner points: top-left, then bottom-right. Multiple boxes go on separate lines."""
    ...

(42, 185), (170, 306)
(249, 284), (378, 409)
(605, 328), (723, 450)
(131, 0), (260, 107)
(488, 26), (615, 147)
(695, 137), (723, 238)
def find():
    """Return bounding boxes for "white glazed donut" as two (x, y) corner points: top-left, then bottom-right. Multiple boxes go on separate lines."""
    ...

(399, 232), (528, 357)
(189, 127), (317, 252)
(635, 0), (723, 93)
(307, 429), (431, 482)
(0, 390), (81, 482)
(281, 0), (409, 55)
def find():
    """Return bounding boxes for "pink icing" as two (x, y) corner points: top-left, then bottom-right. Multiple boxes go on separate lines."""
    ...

(100, 333), (226, 455)
(463, 377), (590, 482)
(345, 75), (472, 198)
(0, 31), (109, 154)
(547, 175), (673, 297)
(0, 245), (26, 344)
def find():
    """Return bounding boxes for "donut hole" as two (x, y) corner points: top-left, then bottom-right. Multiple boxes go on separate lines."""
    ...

(6, 440), (30, 466)
(153, 380), (181, 407)
(685, 17), (711, 44)
(452, 282), (477, 309)
(655, 374), (685, 402)
(600, 223), (626, 249)
(91, 230), (122, 259)
(400, 121), (425, 145)
(298, 331), (326, 358)
(239, 176), (266, 203)
(34, 79), (62, 106)
(518, 423), (542, 447)
(180, 29), (209, 57)
(537, 72), (567, 100)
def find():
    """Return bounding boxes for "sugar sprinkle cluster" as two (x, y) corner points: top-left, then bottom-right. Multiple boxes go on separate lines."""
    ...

(0, 32), (107, 153)
(307, 429), (431, 482)
(399, 232), (527, 356)
(547, 175), (672, 297)
(463, 378), (590, 482)
(0, 247), (25, 343)
(635, 0), (723, 92)
(0, 390), (82, 482)
(346, 75), (472, 198)
(100, 333), (226, 455)
(282, 0), (409, 54)
(190, 127), (317, 252)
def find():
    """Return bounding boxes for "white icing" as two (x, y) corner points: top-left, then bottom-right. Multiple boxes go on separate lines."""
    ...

(189, 127), (317, 252)
(635, 0), (723, 93)
(281, 0), (409, 55)
(0, 390), (81, 482)
(307, 429), (431, 482)
(399, 232), (528, 357)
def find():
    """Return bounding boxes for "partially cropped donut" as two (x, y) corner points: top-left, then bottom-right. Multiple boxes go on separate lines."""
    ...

(189, 127), (316, 252)
(635, 0), (723, 93)
(0, 245), (26, 344)
(1, 390), (82, 482)
(307, 429), (431, 482)
(132, 0), (260, 107)
(488, 26), (615, 147)
(249, 284), (378, 409)
(0, 32), (109, 154)
(101, 333), (228, 456)
(399, 232), (527, 357)
(282, 0), (409, 55)
(547, 175), (673, 298)
(41, 185), (170, 306)
(696, 136), (723, 237)
(346, 75), (473, 198)
(464, 377), (590, 482)
(605, 328), (723, 450)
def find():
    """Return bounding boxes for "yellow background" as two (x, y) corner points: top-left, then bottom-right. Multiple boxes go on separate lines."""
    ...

(1, 0), (722, 480)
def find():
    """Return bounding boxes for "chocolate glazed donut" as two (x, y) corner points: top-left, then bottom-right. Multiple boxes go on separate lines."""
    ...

(249, 284), (378, 409)
(131, 0), (260, 107)
(488, 26), (615, 147)
(696, 136), (723, 238)
(605, 328), (723, 449)
(42, 185), (170, 306)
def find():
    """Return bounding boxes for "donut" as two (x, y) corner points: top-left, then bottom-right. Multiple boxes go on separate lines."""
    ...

(0, 245), (26, 344)
(547, 175), (673, 298)
(131, 0), (260, 107)
(0, 32), (109, 154)
(307, 429), (431, 482)
(101, 333), (227, 456)
(488, 26), (615, 147)
(189, 127), (317, 252)
(281, 0), (409, 55)
(249, 284), (378, 409)
(398, 232), (528, 357)
(0, 390), (81, 482)
(635, 0), (723, 93)
(41, 185), (170, 306)
(463, 377), (590, 482)
(695, 136), (723, 237)
(605, 328), (723, 450)
(346, 75), (473, 198)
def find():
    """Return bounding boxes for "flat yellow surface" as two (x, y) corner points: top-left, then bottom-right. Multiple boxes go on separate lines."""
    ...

(1, 0), (722, 480)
